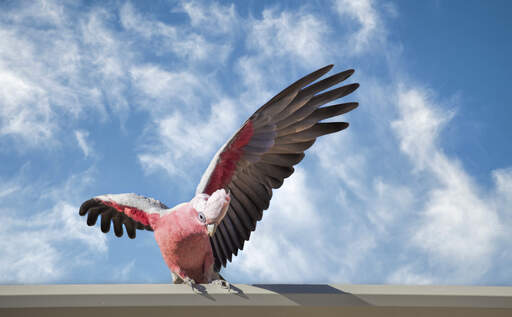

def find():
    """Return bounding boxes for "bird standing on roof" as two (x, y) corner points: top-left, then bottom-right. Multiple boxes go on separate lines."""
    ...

(79, 65), (359, 288)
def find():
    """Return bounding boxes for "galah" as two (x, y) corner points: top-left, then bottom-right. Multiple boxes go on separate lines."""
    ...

(79, 65), (359, 287)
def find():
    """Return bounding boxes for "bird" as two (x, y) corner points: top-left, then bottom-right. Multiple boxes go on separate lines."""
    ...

(79, 64), (359, 288)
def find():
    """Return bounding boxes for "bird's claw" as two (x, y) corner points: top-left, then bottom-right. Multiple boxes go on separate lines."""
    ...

(211, 279), (231, 292)
(183, 277), (202, 294)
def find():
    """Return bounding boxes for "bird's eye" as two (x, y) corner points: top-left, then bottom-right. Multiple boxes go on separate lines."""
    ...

(198, 212), (206, 223)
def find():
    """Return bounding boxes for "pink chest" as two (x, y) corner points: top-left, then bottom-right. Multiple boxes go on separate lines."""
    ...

(153, 204), (213, 283)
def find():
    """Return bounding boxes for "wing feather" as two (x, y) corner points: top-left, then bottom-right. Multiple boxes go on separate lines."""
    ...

(226, 207), (250, 242)
(222, 213), (242, 252)
(86, 207), (102, 226)
(79, 193), (169, 239)
(100, 208), (113, 233)
(217, 222), (235, 262)
(228, 192), (256, 232)
(197, 65), (359, 271)
(230, 182), (261, 223)
(210, 236), (223, 270)
(267, 140), (316, 154)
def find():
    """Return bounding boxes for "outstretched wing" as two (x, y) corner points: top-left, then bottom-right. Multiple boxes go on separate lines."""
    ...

(79, 193), (169, 239)
(196, 65), (359, 271)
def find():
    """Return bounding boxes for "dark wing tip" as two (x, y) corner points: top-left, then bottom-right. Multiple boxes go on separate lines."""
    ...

(310, 65), (334, 81)
(319, 122), (350, 134)
(79, 199), (98, 216)
(347, 82), (360, 93)
(322, 64), (334, 72)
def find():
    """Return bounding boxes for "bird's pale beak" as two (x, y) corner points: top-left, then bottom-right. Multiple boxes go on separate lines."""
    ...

(207, 223), (217, 236)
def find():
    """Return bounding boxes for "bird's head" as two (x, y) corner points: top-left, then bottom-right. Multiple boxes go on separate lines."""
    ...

(190, 189), (230, 236)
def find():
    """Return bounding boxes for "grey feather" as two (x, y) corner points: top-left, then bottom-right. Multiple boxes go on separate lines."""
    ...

(275, 122), (349, 144)
(124, 218), (136, 239)
(246, 135), (275, 149)
(243, 144), (270, 155)
(232, 177), (268, 215)
(271, 70), (355, 126)
(217, 223), (234, 262)
(222, 213), (243, 251)
(257, 88), (299, 119)
(253, 162), (295, 180)
(229, 191), (256, 231)
(230, 182), (261, 223)
(213, 234), (228, 266)
(278, 102), (358, 137)
(100, 209), (113, 233)
(236, 173), (271, 210)
(301, 69), (355, 97)
(86, 207), (102, 226)
(245, 166), (274, 199)
(210, 236), (223, 270)
(112, 214), (123, 237)
(226, 207), (250, 241)
(79, 199), (96, 216)
(255, 65), (334, 115)
(260, 153), (305, 167)
(312, 102), (358, 120)
(268, 140), (316, 154)
(271, 92), (314, 124)
(277, 84), (359, 129)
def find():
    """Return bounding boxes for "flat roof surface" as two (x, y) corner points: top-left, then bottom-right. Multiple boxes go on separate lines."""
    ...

(1, 284), (512, 316)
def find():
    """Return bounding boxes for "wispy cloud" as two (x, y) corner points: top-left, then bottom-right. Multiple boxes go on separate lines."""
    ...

(0, 1), (125, 148)
(1, 0), (510, 285)
(0, 169), (107, 284)
(178, 0), (238, 35)
(112, 260), (136, 281)
(392, 87), (503, 282)
(139, 97), (239, 180)
(247, 8), (329, 66)
(333, 0), (384, 53)
(228, 168), (326, 282)
(120, 2), (232, 62)
(75, 130), (91, 158)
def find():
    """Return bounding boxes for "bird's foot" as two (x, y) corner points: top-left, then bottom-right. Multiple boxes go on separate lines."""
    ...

(183, 277), (202, 294)
(211, 278), (231, 292)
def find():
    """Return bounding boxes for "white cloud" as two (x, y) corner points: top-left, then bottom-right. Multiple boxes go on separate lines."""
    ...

(2, 0), (510, 286)
(0, 2), (128, 148)
(0, 201), (107, 283)
(130, 65), (203, 107)
(333, 0), (383, 53)
(120, 2), (232, 62)
(178, 0), (238, 35)
(0, 66), (54, 145)
(493, 168), (512, 205)
(387, 266), (433, 285)
(112, 260), (136, 281)
(75, 130), (91, 157)
(229, 168), (326, 282)
(138, 98), (239, 178)
(0, 166), (107, 284)
(247, 8), (329, 66)
(392, 87), (504, 282)
(313, 132), (369, 201)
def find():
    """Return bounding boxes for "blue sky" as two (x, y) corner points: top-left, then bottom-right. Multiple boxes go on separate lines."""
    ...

(1, 0), (511, 285)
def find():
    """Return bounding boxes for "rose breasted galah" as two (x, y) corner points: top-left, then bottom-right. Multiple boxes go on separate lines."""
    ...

(79, 65), (359, 287)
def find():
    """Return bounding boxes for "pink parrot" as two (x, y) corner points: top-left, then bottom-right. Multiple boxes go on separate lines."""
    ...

(79, 65), (359, 288)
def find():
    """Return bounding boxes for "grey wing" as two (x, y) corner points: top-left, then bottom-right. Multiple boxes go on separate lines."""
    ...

(79, 193), (169, 239)
(196, 65), (359, 271)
